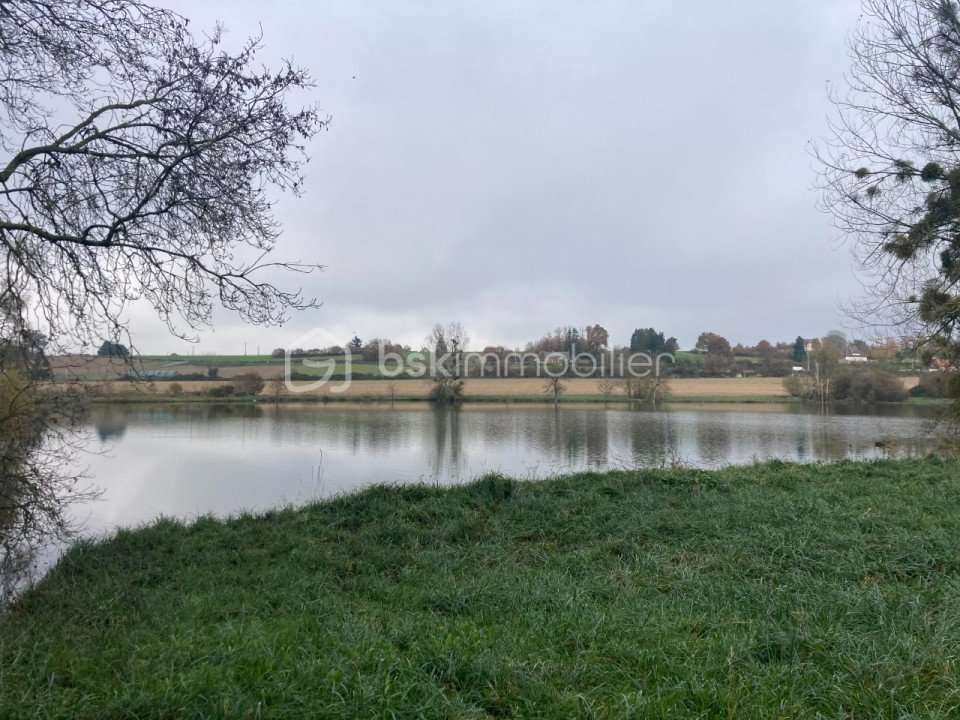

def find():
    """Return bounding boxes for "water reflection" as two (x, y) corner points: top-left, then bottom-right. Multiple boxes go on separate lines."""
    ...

(82, 400), (944, 499)
(0, 400), (946, 600)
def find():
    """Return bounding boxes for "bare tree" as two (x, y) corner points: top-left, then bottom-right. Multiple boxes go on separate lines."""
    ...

(267, 378), (284, 404)
(0, 1), (326, 352)
(0, 1), (324, 584)
(818, 0), (960, 366)
(621, 375), (668, 408)
(427, 323), (468, 402)
(597, 377), (617, 404)
(543, 376), (566, 406)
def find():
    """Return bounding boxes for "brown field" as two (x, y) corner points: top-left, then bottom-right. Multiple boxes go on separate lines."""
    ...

(52, 355), (923, 400)
(49, 355), (284, 380)
(80, 375), (921, 400)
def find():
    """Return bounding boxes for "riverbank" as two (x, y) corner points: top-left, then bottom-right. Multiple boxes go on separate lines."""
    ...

(3, 458), (960, 717)
(78, 375), (922, 405)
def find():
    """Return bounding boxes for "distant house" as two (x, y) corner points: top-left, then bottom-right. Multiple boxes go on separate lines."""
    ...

(842, 353), (869, 364)
(141, 369), (177, 379)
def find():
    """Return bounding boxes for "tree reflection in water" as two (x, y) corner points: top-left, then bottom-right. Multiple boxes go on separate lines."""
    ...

(2, 403), (100, 605)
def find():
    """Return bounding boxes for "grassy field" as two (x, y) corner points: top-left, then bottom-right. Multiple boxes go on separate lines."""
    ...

(87, 376), (800, 401)
(3, 459), (960, 717)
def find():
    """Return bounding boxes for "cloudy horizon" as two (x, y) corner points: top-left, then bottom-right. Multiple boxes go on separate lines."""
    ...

(125, 0), (865, 355)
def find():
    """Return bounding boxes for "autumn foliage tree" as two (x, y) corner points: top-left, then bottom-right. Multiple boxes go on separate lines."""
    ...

(696, 332), (734, 375)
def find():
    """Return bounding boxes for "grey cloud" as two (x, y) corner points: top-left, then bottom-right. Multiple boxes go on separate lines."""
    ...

(133, 0), (864, 353)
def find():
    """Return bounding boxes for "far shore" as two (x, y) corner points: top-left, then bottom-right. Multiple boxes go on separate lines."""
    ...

(70, 375), (924, 405)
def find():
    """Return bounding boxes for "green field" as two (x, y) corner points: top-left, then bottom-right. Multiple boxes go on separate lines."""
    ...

(145, 354), (278, 366)
(3, 459), (960, 718)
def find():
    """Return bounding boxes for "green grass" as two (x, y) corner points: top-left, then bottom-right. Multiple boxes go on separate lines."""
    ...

(4, 459), (960, 718)
(144, 354), (278, 366)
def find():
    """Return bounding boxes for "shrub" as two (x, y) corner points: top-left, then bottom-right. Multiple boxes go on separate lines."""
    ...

(783, 374), (815, 399)
(233, 373), (265, 396)
(833, 368), (907, 403)
(206, 384), (235, 398)
(207, 367), (219, 379)
(429, 377), (464, 404)
(169, 383), (183, 396)
(911, 371), (957, 399)
(784, 368), (906, 403)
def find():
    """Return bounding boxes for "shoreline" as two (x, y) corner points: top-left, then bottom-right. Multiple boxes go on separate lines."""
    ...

(70, 375), (926, 406)
(83, 393), (947, 407)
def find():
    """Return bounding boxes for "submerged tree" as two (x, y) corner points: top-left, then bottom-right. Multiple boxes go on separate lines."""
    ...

(819, 0), (960, 378)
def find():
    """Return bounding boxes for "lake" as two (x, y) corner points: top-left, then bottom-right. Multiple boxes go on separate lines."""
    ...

(2, 401), (945, 598)
(77, 401), (941, 526)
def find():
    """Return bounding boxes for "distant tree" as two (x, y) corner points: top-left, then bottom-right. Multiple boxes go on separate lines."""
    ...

(792, 336), (807, 363)
(621, 375), (669, 407)
(361, 339), (384, 362)
(427, 323), (468, 376)
(597, 377), (618, 403)
(754, 339), (772, 368)
(543, 376), (566, 406)
(206, 384), (235, 398)
(870, 337), (900, 361)
(697, 332), (734, 375)
(361, 338), (405, 363)
(851, 339), (870, 355)
(833, 367), (907, 402)
(207, 367), (219, 379)
(270, 348), (285, 359)
(348, 336), (363, 354)
(825, 331), (848, 356)
(629, 328), (677, 355)
(583, 324), (609, 352)
(96, 341), (129, 358)
(234, 373), (264, 396)
(268, 378), (284, 403)
(810, 337), (844, 408)
(528, 328), (565, 354)
(429, 375), (464, 404)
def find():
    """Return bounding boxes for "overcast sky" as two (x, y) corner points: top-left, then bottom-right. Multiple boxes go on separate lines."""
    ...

(138, 0), (864, 354)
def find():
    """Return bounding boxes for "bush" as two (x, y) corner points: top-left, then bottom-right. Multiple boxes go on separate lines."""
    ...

(833, 368), (907, 403)
(783, 368), (907, 403)
(206, 384), (235, 398)
(429, 377), (464, 404)
(233, 373), (265, 396)
(783, 373), (814, 399)
(911, 371), (957, 399)
(207, 367), (219, 379)
(169, 383), (183, 396)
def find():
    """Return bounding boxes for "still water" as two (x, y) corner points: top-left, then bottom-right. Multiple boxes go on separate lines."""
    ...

(76, 401), (941, 533)
(1, 401), (943, 597)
